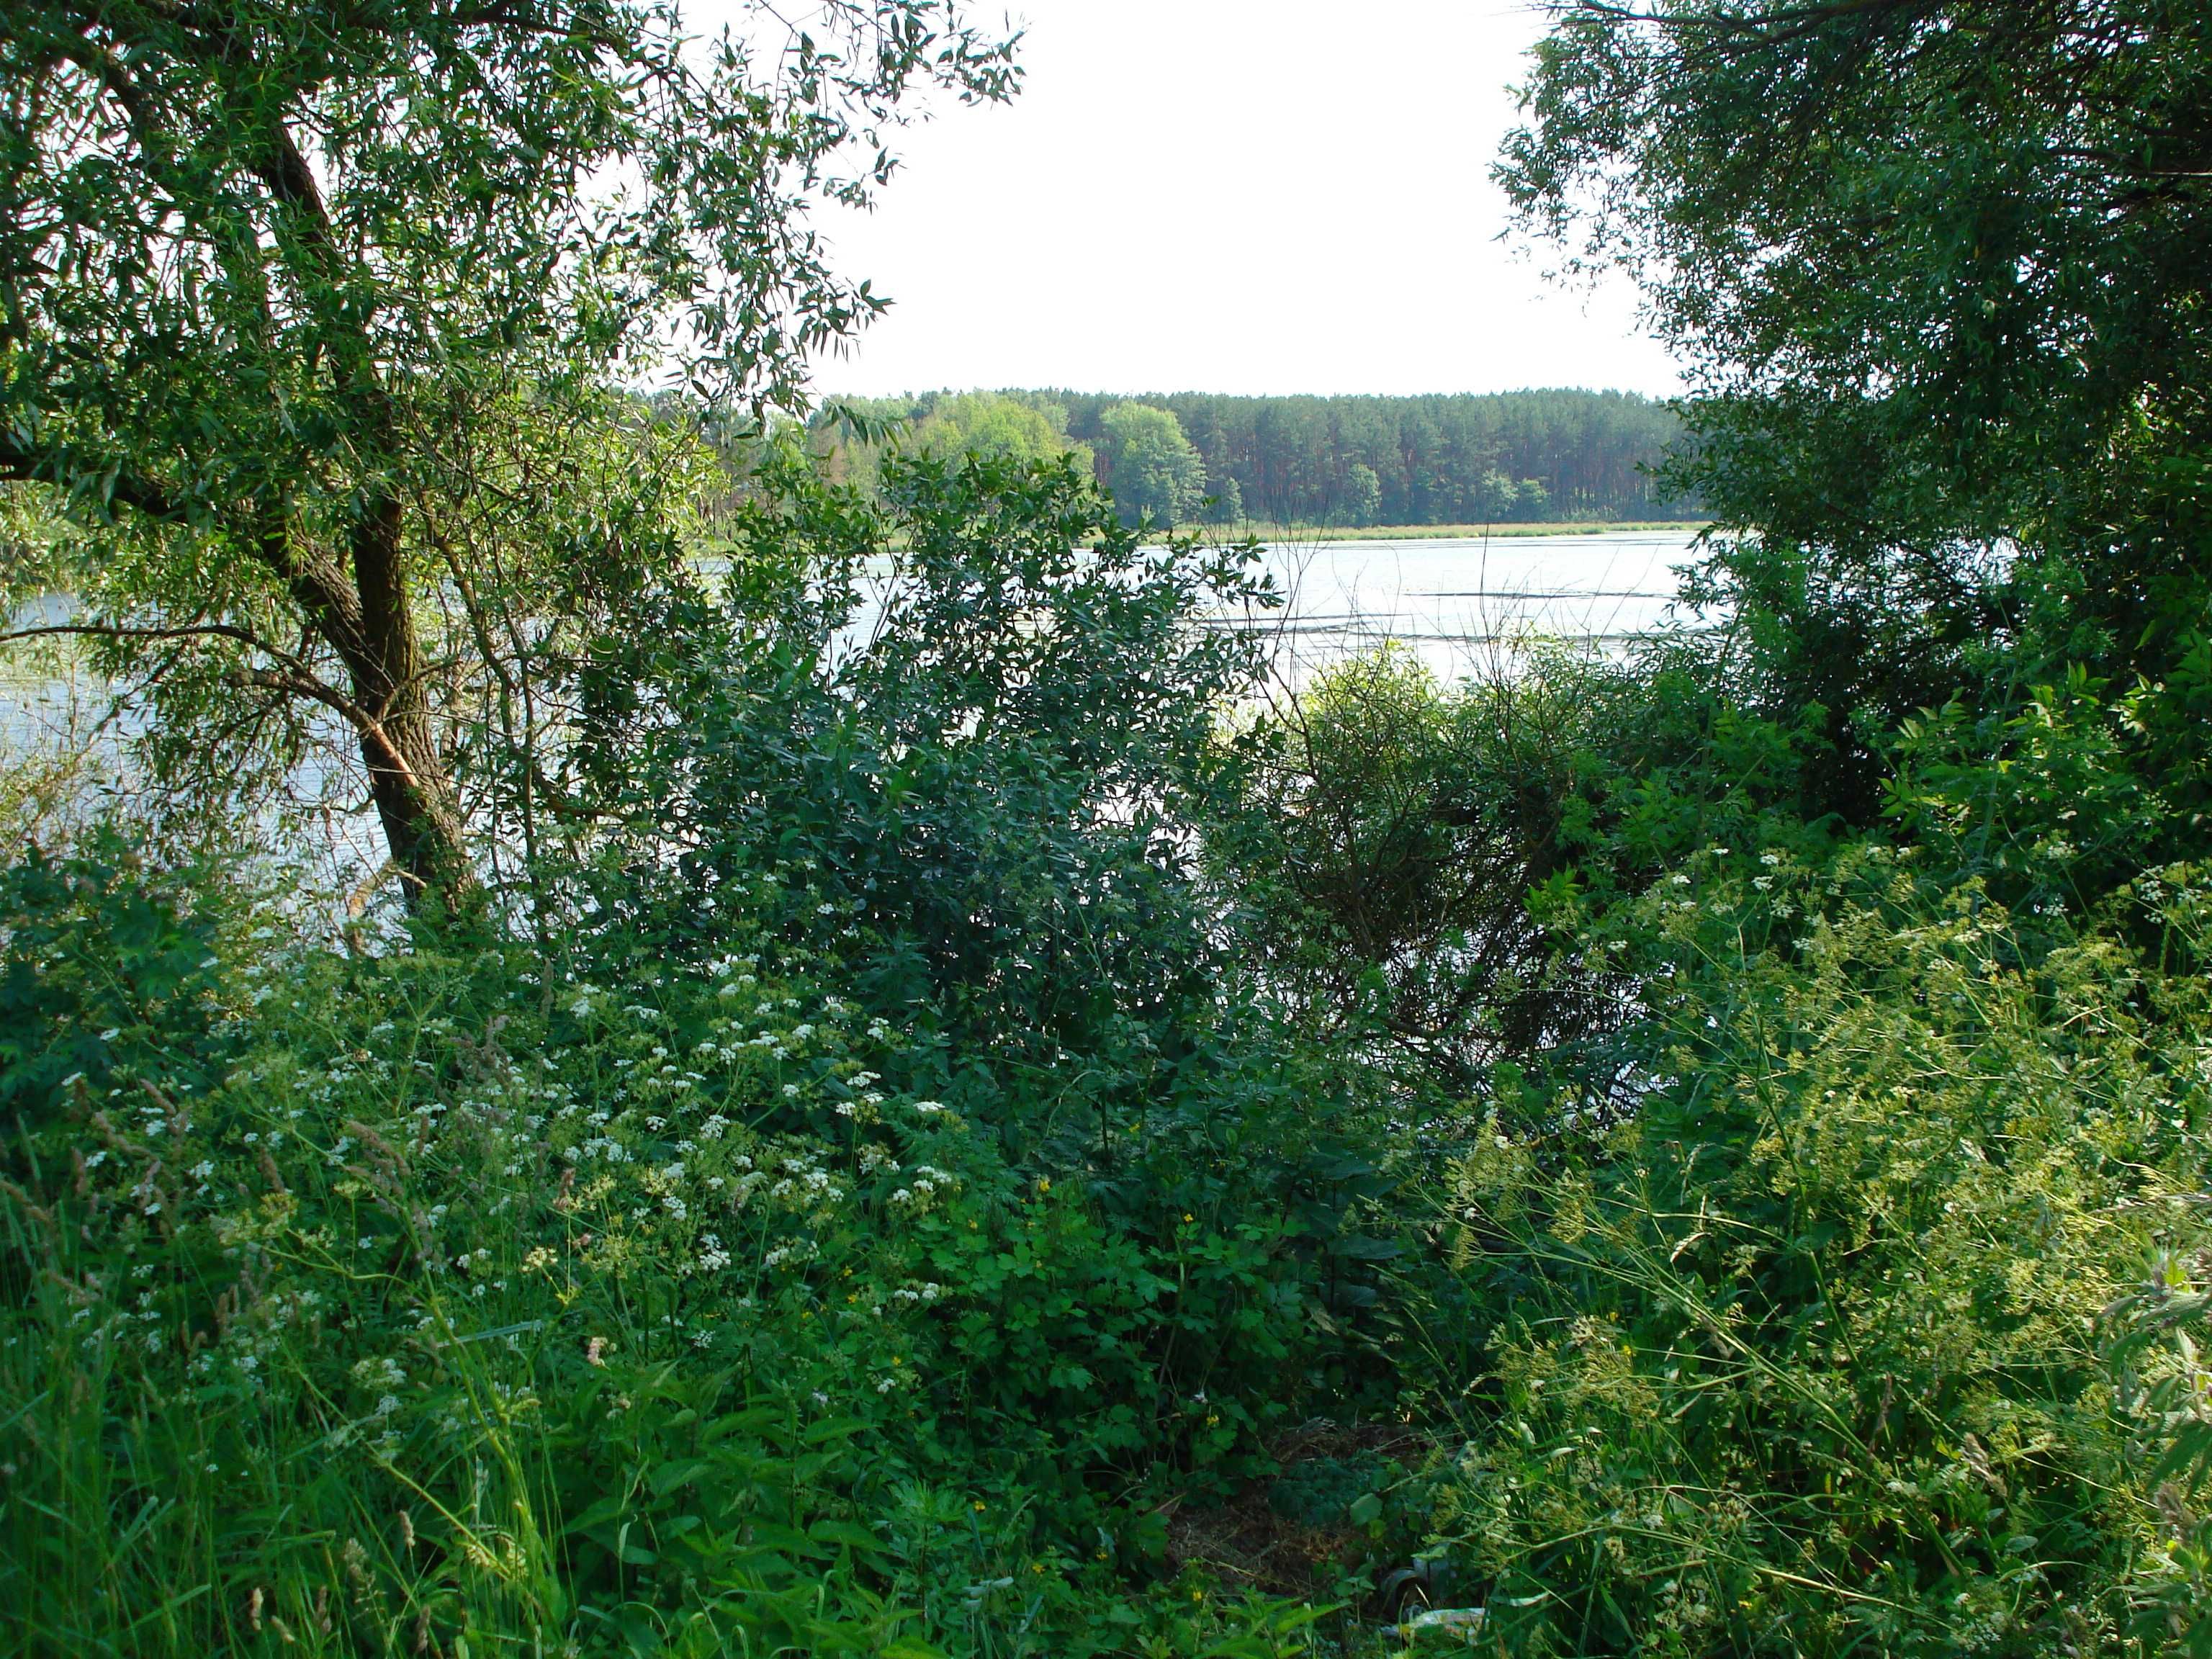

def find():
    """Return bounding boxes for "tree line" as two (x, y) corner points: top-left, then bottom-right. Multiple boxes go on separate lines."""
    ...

(815, 387), (1694, 527)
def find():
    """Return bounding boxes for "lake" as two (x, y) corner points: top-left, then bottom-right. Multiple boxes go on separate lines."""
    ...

(1233, 526), (1703, 683)
(4, 526), (1705, 764)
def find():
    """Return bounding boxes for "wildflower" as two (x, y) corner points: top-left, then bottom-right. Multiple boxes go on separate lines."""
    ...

(585, 1337), (607, 1367)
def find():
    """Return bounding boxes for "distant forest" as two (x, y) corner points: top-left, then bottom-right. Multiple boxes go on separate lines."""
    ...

(814, 388), (1696, 526)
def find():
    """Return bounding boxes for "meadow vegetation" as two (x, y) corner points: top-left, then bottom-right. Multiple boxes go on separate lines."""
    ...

(4, 2), (2211, 1656)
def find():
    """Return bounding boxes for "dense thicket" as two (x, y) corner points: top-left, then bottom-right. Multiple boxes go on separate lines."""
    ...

(0, 457), (1400, 1656)
(1192, 3), (2212, 1652)
(9, 1), (2212, 1655)
(819, 389), (1694, 526)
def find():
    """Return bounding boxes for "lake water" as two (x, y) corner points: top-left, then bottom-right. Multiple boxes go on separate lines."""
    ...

(3, 526), (1704, 775)
(1235, 526), (1703, 683)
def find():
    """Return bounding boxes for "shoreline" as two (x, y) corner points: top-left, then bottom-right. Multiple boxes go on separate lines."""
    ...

(1148, 518), (1709, 543)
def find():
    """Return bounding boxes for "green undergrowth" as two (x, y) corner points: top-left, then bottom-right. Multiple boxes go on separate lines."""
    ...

(1413, 849), (2212, 1655)
(0, 453), (1409, 1657)
(1224, 644), (2212, 1655)
(0, 834), (1368, 1657)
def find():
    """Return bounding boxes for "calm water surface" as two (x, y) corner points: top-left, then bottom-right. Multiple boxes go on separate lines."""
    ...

(4, 528), (1703, 760)
(1236, 526), (1702, 683)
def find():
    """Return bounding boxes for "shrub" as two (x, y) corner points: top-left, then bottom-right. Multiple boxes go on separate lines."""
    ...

(1412, 848), (2212, 1656)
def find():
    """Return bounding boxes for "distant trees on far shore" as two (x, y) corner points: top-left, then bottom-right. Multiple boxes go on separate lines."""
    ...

(813, 387), (1693, 526)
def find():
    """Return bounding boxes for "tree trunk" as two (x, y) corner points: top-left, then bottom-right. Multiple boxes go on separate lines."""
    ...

(250, 125), (473, 909)
(338, 493), (473, 908)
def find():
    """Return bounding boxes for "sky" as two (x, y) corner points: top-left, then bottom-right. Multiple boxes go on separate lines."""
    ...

(746, 0), (1686, 403)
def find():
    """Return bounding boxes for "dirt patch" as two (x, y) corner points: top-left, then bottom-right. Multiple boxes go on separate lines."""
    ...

(1159, 1419), (1439, 1604)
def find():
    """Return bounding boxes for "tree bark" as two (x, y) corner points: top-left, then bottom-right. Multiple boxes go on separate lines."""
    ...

(251, 123), (475, 909)
(335, 493), (474, 906)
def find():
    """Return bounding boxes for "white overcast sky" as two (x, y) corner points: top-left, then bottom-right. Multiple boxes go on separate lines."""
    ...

(713, 1), (1686, 401)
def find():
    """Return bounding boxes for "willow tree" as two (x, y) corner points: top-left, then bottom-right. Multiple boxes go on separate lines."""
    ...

(0, 1), (1015, 903)
(1501, 0), (2212, 830)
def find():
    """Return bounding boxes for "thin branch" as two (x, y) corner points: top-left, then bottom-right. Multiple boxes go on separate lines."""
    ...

(0, 434), (190, 525)
(1, 619), (282, 654)
(0, 617), (420, 787)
